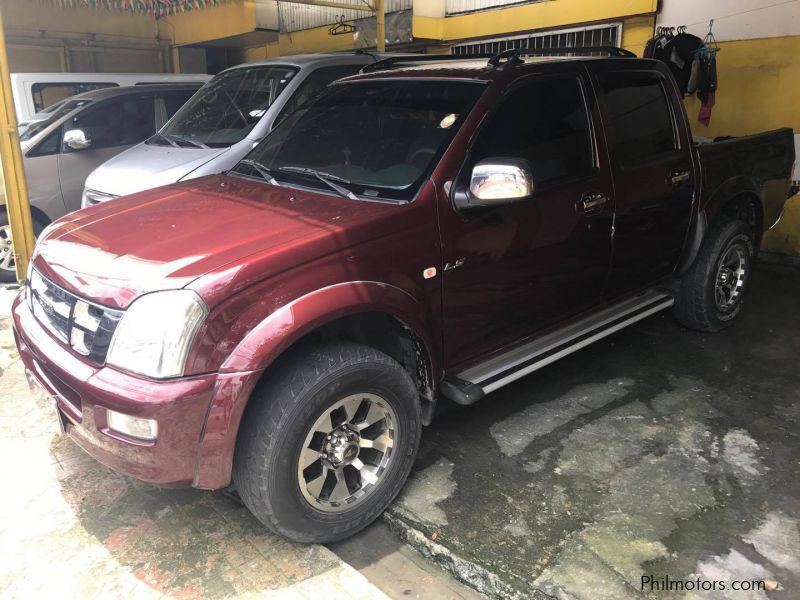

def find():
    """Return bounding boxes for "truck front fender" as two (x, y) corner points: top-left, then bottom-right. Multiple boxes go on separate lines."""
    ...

(193, 280), (439, 489)
(219, 280), (438, 375)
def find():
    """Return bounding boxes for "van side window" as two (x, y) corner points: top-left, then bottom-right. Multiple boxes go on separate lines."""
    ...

(27, 130), (61, 158)
(67, 96), (156, 151)
(274, 65), (363, 127)
(600, 73), (676, 164)
(471, 76), (594, 186)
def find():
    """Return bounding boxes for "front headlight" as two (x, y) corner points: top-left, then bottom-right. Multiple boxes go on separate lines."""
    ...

(82, 188), (118, 208)
(107, 290), (207, 379)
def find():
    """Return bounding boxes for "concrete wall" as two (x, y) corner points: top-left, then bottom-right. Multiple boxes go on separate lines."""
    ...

(3, 0), (167, 73)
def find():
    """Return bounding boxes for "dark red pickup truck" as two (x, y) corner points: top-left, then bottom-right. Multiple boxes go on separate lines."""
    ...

(13, 50), (795, 543)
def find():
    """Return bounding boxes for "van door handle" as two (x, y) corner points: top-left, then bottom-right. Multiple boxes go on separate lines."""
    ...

(576, 193), (609, 214)
(669, 170), (691, 186)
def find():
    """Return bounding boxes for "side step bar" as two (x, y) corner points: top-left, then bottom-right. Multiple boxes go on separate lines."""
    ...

(442, 290), (674, 404)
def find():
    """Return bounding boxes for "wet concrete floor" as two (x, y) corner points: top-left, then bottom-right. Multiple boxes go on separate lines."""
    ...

(389, 262), (800, 600)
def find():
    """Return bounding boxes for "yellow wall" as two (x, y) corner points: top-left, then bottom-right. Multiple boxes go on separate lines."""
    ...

(163, 1), (257, 46)
(244, 25), (356, 61)
(413, 0), (656, 41)
(680, 36), (800, 256)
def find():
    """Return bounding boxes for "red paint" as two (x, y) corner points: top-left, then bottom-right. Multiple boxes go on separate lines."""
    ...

(13, 58), (795, 489)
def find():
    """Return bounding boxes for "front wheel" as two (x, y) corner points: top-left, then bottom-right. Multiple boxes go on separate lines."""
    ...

(233, 341), (421, 543)
(673, 218), (755, 332)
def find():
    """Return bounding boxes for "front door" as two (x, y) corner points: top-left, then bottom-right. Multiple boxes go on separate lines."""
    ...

(439, 72), (615, 370)
(592, 65), (695, 296)
(58, 94), (157, 212)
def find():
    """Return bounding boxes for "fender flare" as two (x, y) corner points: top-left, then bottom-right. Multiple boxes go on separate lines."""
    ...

(220, 280), (439, 378)
(193, 281), (439, 489)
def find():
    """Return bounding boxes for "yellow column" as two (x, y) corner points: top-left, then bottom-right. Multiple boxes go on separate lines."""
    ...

(375, 0), (385, 52)
(0, 6), (34, 282)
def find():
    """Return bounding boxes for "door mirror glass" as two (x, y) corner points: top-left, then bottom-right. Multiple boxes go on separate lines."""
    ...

(63, 129), (92, 150)
(455, 158), (534, 210)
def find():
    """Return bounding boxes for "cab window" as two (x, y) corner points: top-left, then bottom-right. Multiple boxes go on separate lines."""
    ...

(472, 76), (595, 186)
(599, 72), (676, 165)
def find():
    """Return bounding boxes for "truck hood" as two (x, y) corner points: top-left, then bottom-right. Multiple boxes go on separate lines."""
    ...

(84, 143), (230, 197)
(32, 175), (403, 309)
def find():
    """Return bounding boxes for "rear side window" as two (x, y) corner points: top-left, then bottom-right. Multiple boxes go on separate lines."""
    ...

(600, 73), (676, 165)
(472, 76), (594, 186)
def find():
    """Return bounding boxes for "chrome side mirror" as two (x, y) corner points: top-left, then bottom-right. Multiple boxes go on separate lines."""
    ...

(454, 158), (534, 210)
(64, 129), (92, 151)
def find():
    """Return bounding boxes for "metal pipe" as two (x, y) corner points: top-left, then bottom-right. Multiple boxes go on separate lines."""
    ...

(0, 7), (35, 281)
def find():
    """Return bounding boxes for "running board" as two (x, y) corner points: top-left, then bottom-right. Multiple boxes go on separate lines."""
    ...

(446, 290), (673, 400)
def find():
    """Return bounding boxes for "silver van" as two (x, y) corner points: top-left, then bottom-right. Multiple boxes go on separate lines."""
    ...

(81, 53), (386, 207)
(0, 83), (202, 281)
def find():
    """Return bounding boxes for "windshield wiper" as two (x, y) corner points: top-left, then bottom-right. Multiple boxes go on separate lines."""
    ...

(237, 159), (282, 187)
(278, 165), (358, 200)
(164, 133), (208, 149)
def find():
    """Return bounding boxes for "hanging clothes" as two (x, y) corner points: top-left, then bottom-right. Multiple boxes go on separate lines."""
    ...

(662, 33), (704, 94)
(696, 53), (718, 126)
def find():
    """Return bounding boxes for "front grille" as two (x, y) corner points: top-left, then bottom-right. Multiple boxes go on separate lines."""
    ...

(29, 269), (123, 364)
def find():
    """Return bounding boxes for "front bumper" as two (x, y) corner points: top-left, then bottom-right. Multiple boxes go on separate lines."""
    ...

(12, 292), (241, 488)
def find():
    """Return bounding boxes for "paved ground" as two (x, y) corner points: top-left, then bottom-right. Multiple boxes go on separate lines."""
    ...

(388, 261), (800, 599)
(0, 286), (479, 600)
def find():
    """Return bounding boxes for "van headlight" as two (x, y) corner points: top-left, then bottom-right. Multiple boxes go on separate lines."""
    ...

(107, 290), (207, 379)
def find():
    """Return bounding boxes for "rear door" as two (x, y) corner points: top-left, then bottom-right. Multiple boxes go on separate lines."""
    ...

(591, 64), (695, 296)
(439, 71), (615, 369)
(57, 93), (157, 212)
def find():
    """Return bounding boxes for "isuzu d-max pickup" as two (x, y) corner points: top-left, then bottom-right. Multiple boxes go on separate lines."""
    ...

(12, 49), (796, 543)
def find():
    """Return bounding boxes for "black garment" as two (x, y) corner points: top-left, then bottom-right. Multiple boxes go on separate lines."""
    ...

(663, 33), (704, 93)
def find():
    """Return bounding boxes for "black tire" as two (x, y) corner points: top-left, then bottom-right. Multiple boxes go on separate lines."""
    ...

(233, 341), (421, 543)
(0, 209), (46, 284)
(672, 218), (755, 332)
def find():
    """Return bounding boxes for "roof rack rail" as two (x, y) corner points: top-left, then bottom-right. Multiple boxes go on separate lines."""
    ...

(359, 46), (636, 74)
(488, 46), (636, 67)
(360, 53), (495, 73)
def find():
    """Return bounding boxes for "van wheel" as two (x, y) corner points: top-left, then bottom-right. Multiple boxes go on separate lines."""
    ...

(673, 218), (754, 332)
(0, 211), (45, 283)
(233, 341), (421, 543)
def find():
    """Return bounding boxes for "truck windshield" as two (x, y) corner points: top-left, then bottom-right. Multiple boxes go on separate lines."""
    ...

(157, 65), (298, 148)
(243, 80), (485, 202)
(19, 98), (92, 142)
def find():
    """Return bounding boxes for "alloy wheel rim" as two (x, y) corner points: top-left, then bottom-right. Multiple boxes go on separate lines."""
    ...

(0, 225), (14, 272)
(297, 393), (397, 513)
(715, 243), (747, 311)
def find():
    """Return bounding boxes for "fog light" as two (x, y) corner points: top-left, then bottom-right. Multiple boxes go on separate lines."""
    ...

(106, 409), (158, 441)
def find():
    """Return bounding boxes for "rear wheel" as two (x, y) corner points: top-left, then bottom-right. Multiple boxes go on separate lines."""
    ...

(233, 341), (421, 543)
(0, 211), (46, 283)
(673, 218), (754, 332)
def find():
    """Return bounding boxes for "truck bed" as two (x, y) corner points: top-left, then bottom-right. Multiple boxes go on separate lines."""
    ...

(695, 128), (795, 230)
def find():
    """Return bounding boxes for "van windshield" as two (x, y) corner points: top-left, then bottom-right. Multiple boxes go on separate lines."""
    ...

(241, 80), (485, 202)
(19, 99), (92, 142)
(157, 65), (298, 148)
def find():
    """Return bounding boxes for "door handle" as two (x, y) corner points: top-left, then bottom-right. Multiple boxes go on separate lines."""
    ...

(669, 170), (691, 186)
(576, 193), (609, 214)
